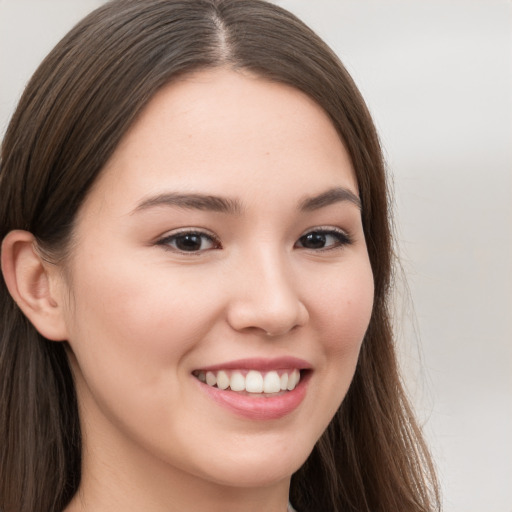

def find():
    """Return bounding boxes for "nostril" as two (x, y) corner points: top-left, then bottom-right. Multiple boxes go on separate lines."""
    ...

(227, 297), (309, 337)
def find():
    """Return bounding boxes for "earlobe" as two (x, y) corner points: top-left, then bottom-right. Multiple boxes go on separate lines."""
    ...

(1, 230), (69, 341)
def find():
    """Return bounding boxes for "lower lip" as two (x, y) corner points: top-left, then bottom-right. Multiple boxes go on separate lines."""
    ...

(196, 373), (309, 420)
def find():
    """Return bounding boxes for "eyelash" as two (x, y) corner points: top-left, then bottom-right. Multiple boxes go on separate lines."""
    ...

(156, 229), (221, 253)
(156, 227), (352, 254)
(294, 227), (353, 251)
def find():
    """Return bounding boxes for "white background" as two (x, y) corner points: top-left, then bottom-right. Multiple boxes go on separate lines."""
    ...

(1, 1), (511, 511)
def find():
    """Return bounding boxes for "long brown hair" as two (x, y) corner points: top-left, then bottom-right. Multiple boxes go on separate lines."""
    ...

(0, 1), (440, 511)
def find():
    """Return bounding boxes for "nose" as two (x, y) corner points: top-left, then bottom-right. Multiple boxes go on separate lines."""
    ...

(226, 249), (309, 337)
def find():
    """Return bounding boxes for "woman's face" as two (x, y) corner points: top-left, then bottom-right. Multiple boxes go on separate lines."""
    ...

(60, 69), (374, 493)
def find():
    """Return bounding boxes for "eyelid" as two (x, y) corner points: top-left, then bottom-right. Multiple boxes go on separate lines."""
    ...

(299, 225), (352, 238)
(156, 227), (221, 252)
(295, 226), (353, 250)
(153, 225), (352, 253)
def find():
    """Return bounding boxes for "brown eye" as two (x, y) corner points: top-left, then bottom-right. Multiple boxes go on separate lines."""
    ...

(298, 232), (327, 249)
(159, 231), (220, 253)
(295, 229), (351, 250)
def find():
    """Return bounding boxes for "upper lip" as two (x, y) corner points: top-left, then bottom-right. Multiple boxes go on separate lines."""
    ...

(195, 357), (312, 372)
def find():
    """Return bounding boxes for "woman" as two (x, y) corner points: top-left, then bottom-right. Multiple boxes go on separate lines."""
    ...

(0, 1), (440, 511)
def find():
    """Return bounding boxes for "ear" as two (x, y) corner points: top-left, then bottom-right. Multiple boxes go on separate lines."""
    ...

(1, 230), (69, 341)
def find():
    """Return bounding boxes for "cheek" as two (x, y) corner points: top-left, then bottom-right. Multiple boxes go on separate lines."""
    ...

(62, 256), (228, 450)
(293, 258), (374, 443)
(64, 256), (223, 383)
(310, 258), (374, 351)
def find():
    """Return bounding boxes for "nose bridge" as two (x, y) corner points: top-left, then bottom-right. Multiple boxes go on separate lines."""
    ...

(227, 244), (308, 336)
(249, 245), (294, 303)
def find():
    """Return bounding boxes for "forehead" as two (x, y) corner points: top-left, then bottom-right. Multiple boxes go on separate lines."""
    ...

(85, 68), (357, 214)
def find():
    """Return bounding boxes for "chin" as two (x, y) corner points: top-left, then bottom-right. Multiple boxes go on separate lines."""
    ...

(191, 437), (313, 488)
(202, 461), (301, 489)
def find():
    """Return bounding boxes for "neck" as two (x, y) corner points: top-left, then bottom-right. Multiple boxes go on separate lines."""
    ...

(66, 470), (290, 512)
(66, 471), (290, 512)
(64, 414), (291, 512)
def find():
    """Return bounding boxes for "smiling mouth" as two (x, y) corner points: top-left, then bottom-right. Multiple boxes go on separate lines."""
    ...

(192, 369), (302, 395)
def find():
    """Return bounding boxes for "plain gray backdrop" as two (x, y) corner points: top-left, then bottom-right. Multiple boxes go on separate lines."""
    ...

(1, 1), (511, 510)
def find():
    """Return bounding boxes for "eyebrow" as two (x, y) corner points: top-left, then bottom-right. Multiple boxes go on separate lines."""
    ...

(131, 186), (361, 216)
(299, 187), (361, 211)
(132, 192), (243, 215)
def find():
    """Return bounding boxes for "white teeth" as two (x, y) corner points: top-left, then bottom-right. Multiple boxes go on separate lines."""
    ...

(280, 373), (288, 391)
(196, 368), (302, 394)
(245, 370), (264, 393)
(216, 370), (229, 390)
(287, 369), (300, 391)
(206, 371), (217, 387)
(263, 371), (281, 393)
(230, 371), (245, 392)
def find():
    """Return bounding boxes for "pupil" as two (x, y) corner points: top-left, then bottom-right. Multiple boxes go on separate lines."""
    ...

(176, 234), (202, 251)
(302, 232), (326, 249)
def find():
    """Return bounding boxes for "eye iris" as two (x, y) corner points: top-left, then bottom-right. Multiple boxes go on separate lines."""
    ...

(175, 234), (203, 251)
(301, 232), (326, 249)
